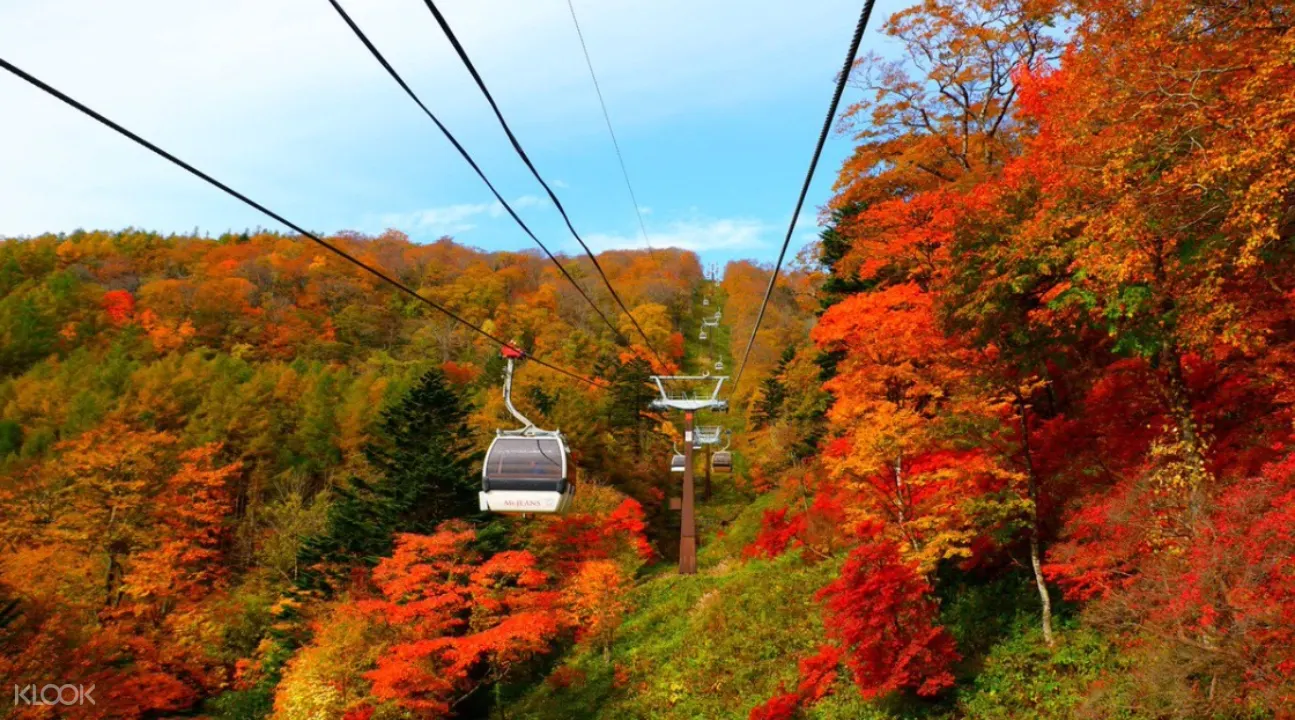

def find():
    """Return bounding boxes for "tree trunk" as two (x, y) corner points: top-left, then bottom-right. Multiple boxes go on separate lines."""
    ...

(894, 452), (906, 527)
(104, 554), (124, 608)
(495, 679), (507, 720)
(1160, 339), (1209, 525)
(704, 446), (713, 501)
(1152, 247), (1209, 525)
(1029, 533), (1054, 647)
(894, 450), (923, 553)
(1017, 395), (1054, 647)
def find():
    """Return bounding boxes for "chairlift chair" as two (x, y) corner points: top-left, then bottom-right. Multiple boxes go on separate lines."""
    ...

(703, 297), (710, 306)
(670, 442), (686, 473)
(480, 346), (574, 514)
(714, 359), (724, 371)
(699, 329), (708, 341)
(712, 431), (733, 473)
(648, 375), (730, 413)
(695, 425), (723, 446)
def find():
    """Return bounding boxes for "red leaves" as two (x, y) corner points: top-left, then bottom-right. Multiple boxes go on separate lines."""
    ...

(1236, 460), (1295, 685)
(363, 525), (567, 714)
(606, 498), (655, 562)
(360, 502), (651, 713)
(127, 444), (239, 605)
(813, 283), (937, 358)
(547, 665), (587, 689)
(100, 289), (135, 325)
(1045, 439), (1295, 707)
(92, 667), (198, 719)
(745, 508), (806, 560)
(1012, 57), (1065, 123)
(341, 707), (375, 720)
(817, 538), (958, 698)
(748, 645), (844, 719)
(536, 498), (655, 573)
(365, 526), (477, 633)
(796, 645), (843, 703)
(668, 330), (686, 359)
(748, 692), (801, 720)
(743, 477), (855, 561)
(440, 360), (480, 385)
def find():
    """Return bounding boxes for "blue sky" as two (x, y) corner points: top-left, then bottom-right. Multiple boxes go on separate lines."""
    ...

(0, 0), (908, 271)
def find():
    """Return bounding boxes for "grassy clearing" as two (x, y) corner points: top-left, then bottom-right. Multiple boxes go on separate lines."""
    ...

(511, 480), (1143, 720)
(514, 491), (842, 720)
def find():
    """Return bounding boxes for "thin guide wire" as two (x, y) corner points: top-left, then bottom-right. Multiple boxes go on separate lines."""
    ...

(422, 0), (668, 368)
(0, 56), (605, 389)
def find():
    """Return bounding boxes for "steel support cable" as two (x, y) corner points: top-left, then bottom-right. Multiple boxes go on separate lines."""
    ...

(325, 0), (629, 350)
(0, 57), (604, 389)
(564, 0), (656, 259)
(421, 0), (668, 369)
(730, 0), (877, 396)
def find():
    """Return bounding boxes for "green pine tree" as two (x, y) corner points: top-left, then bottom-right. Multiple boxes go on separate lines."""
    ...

(599, 354), (657, 456)
(818, 202), (873, 311)
(0, 291), (55, 377)
(753, 346), (795, 428)
(297, 368), (480, 590)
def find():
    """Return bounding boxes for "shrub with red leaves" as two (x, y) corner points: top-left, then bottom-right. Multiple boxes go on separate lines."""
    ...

(748, 645), (844, 719)
(817, 539), (958, 698)
(101, 289), (136, 326)
(744, 508), (806, 559)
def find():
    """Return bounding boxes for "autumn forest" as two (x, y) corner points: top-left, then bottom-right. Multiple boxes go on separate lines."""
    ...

(2, 0), (1295, 718)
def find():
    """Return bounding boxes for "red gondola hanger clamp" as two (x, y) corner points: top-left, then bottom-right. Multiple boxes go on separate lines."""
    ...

(501, 343), (525, 360)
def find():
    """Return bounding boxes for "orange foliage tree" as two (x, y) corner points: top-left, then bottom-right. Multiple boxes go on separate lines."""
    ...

(803, 0), (1295, 710)
(361, 524), (567, 716)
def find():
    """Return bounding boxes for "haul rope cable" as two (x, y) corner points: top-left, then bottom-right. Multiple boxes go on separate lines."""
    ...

(0, 56), (606, 389)
(325, 0), (630, 350)
(730, 0), (878, 395)
(421, 0), (668, 368)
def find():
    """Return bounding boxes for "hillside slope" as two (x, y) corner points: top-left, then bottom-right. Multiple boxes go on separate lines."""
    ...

(510, 485), (1130, 720)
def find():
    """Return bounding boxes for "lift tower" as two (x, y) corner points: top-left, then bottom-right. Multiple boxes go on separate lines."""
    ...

(650, 375), (728, 574)
(694, 425), (724, 501)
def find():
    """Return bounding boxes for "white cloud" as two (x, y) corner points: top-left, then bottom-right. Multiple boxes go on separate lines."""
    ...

(0, 0), (887, 238)
(511, 195), (548, 210)
(380, 202), (492, 235)
(792, 208), (826, 233)
(582, 218), (768, 253)
(379, 195), (546, 236)
(638, 206), (653, 216)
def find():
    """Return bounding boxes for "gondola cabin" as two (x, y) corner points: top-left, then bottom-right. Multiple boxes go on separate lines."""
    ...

(480, 433), (574, 513)
(712, 450), (733, 473)
(671, 453), (687, 473)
